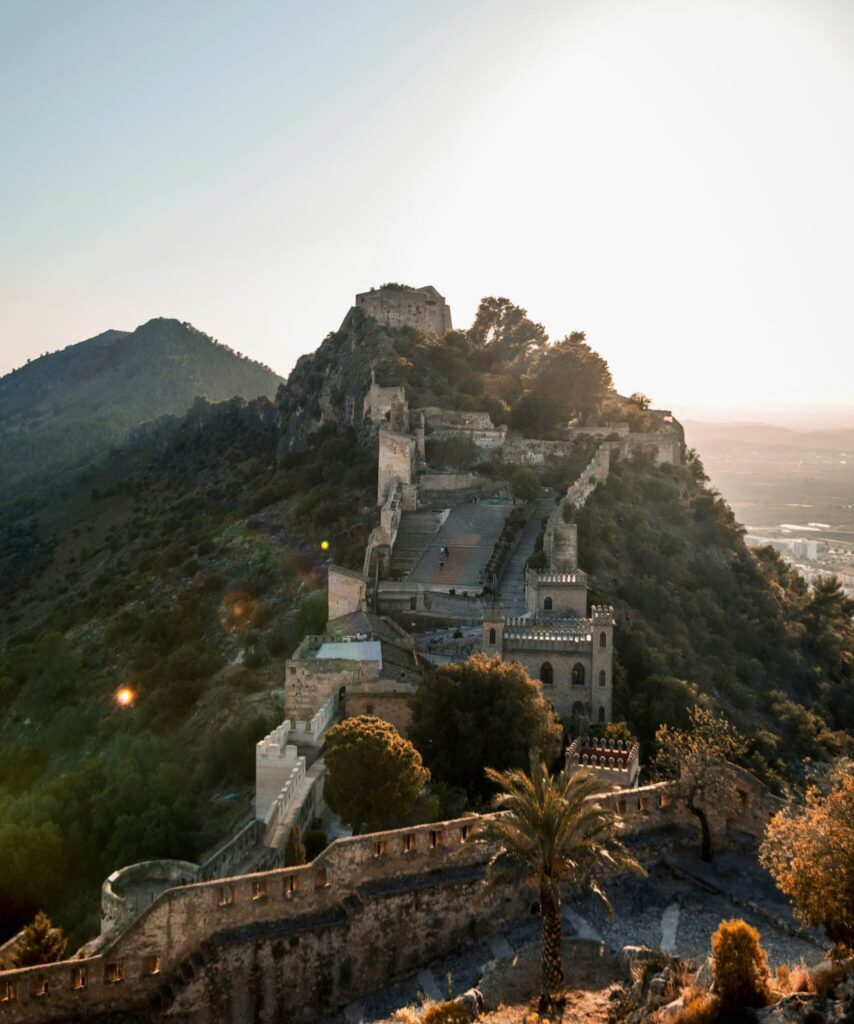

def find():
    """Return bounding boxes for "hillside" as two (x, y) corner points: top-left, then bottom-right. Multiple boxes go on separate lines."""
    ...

(0, 291), (850, 950)
(0, 318), (284, 496)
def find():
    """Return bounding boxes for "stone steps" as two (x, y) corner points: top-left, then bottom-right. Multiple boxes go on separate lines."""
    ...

(388, 511), (447, 579)
(497, 494), (555, 615)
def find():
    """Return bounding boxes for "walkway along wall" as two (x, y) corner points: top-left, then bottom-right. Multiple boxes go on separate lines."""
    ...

(0, 766), (781, 1024)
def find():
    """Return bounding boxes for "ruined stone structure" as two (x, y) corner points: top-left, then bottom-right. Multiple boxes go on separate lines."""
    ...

(0, 766), (782, 1024)
(355, 284), (453, 336)
(567, 736), (641, 789)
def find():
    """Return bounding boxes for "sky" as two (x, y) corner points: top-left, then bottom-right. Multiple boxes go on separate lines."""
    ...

(2, 0), (853, 424)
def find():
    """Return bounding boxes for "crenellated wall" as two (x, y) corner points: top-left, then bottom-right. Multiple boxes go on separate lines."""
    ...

(0, 766), (782, 1024)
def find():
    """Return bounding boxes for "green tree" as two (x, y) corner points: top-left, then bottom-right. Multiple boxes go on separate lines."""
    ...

(468, 297), (548, 362)
(284, 826), (306, 867)
(409, 655), (562, 801)
(511, 467), (541, 503)
(475, 756), (643, 1005)
(323, 717), (429, 833)
(653, 706), (746, 861)
(513, 332), (613, 433)
(10, 912), (67, 967)
(628, 392), (651, 411)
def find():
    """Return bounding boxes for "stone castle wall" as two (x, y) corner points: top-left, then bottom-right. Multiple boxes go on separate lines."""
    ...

(356, 286), (452, 336)
(0, 769), (782, 1024)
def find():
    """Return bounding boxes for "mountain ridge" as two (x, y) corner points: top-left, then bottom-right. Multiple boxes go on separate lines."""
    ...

(0, 318), (285, 496)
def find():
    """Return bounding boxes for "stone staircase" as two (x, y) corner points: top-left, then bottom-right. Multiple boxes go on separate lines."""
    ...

(497, 493), (556, 615)
(388, 510), (447, 580)
(408, 501), (513, 590)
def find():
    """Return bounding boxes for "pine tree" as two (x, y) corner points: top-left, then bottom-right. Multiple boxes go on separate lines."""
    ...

(10, 912), (67, 967)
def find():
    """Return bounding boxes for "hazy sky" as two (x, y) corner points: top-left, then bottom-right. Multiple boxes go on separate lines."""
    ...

(2, 0), (853, 421)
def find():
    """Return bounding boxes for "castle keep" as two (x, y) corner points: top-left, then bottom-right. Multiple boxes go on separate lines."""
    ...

(355, 284), (452, 336)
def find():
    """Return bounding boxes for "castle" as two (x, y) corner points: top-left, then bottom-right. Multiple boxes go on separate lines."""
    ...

(355, 284), (453, 336)
(0, 285), (701, 1024)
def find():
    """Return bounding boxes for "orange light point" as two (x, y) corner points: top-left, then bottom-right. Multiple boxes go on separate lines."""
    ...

(115, 686), (135, 708)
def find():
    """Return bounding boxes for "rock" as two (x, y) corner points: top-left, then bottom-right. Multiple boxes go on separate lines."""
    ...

(454, 989), (482, 1020)
(658, 995), (686, 1020)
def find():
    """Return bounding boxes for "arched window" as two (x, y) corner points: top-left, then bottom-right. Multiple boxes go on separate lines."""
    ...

(598, 707), (606, 724)
(571, 701), (584, 717)
(488, 627), (496, 646)
(599, 631), (607, 648)
(599, 670), (606, 687)
(572, 663), (585, 686)
(544, 596), (553, 611)
(539, 662), (554, 686)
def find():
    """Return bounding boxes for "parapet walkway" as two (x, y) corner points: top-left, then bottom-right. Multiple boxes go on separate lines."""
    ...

(496, 492), (556, 615)
(407, 500), (513, 590)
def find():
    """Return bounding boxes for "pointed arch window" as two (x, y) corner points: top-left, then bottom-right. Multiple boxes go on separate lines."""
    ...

(572, 663), (585, 686)
(539, 662), (554, 686)
(543, 596), (553, 611)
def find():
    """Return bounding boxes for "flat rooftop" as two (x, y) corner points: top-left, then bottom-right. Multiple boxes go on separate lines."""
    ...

(315, 640), (383, 668)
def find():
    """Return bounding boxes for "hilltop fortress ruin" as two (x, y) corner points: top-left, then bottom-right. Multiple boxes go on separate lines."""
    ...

(0, 286), (757, 1024)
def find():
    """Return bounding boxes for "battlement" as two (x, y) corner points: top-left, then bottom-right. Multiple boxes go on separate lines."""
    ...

(567, 736), (640, 788)
(0, 765), (782, 1024)
(530, 570), (588, 586)
(591, 605), (616, 624)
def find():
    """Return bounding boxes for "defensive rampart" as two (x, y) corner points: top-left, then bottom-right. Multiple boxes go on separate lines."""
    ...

(0, 765), (782, 1024)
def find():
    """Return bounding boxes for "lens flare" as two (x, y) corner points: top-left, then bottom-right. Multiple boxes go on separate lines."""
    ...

(115, 686), (136, 708)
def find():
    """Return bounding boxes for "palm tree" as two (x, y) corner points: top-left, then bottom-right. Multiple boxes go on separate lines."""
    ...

(474, 755), (644, 1006)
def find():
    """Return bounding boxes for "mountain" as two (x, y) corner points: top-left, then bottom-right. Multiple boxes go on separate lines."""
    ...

(684, 419), (854, 451)
(0, 318), (284, 496)
(0, 291), (850, 947)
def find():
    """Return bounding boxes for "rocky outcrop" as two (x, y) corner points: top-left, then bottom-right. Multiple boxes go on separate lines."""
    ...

(276, 308), (410, 455)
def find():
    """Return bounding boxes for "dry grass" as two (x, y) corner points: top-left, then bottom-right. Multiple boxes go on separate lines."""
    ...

(659, 987), (720, 1024)
(774, 960), (814, 996)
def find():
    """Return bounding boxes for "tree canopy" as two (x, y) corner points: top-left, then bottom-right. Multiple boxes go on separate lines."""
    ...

(409, 654), (562, 801)
(475, 755), (643, 1003)
(654, 705), (746, 860)
(760, 760), (854, 954)
(323, 716), (429, 833)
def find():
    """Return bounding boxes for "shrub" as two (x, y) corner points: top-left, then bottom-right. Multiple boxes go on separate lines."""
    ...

(775, 961), (813, 995)
(421, 1001), (470, 1024)
(711, 919), (770, 1010)
(810, 960), (847, 998)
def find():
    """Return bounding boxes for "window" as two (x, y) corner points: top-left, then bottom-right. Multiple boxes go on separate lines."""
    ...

(599, 631), (607, 648)
(251, 879), (266, 901)
(105, 962), (124, 985)
(410, 596), (417, 611)
(539, 662), (554, 686)
(638, 797), (649, 813)
(598, 707), (606, 724)
(488, 627), (496, 645)
(365, 703), (374, 715)
(374, 839), (387, 858)
(599, 670), (606, 687)
(572, 663), (585, 686)
(543, 596), (553, 611)
(217, 884), (235, 907)
(34, 975), (49, 998)
(142, 956), (161, 977)
(429, 830), (442, 849)
(0, 980), (15, 1002)
(284, 875), (297, 898)
(571, 700), (584, 717)
(71, 966), (87, 990)
(337, 686), (346, 709)
(617, 799), (627, 815)
(289, 666), (296, 675)
(460, 825), (471, 843)
(403, 833), (415, 853)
